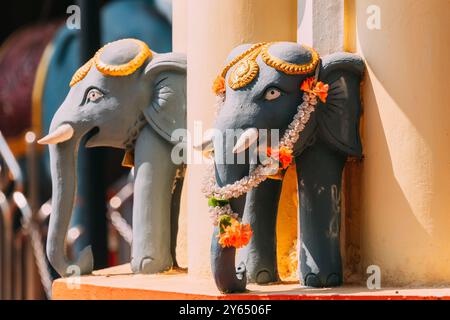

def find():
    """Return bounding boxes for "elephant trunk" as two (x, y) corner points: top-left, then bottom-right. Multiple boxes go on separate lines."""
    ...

(211, 228), (246, 293)
(210, 130), (251, 293)
(46, 136), (93, 277)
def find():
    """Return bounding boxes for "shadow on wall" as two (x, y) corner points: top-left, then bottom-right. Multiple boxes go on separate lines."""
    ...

(356, 0), (450, 285)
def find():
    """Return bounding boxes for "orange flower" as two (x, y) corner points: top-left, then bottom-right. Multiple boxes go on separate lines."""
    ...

(278, 147), (293, 169)
(212, 75), (226, 95)
(300, 77), (316, 92)
(217, 218), (252, 249)
(267, 146), (293, 169)
(300, 77), (329, 103)
(314, 81), (329, 103)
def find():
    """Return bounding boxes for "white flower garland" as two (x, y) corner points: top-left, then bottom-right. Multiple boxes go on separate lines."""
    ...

(209, 204), (238, 225)
(202, 91), (319, 201)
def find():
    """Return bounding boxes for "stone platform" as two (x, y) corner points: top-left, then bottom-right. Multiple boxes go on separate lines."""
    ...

(52, 264), (450, 300)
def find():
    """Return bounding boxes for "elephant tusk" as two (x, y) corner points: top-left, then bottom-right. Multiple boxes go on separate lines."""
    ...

(193, 139), (213, 152)
(200, 144), (214, 159)
(195, 142), (214, 159)
(203, 148), (214, 159)
(38, 124), (74, 145)
(193, 132), (215, 158)
(233, 128), (258, 154)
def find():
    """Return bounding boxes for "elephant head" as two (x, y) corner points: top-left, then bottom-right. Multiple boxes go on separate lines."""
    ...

(206, 42), (364, 292)
(38, 38), (186, 277)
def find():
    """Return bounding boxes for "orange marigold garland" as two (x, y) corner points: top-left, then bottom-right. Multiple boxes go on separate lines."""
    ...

(208, 198), (252, 249)
(212, 75), (226, 95)
(300, 77), (329, 103)
(217, 215), (252, 249)
(267, 146), (293, 169)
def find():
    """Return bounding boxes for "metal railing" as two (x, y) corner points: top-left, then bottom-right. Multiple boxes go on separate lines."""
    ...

(0, 131), (51, 299)
(0, 130), (135, 299)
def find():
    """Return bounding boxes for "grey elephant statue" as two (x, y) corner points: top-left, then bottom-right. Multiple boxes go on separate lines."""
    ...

(38, 38), (187, 277)
(200, 42), (364, 292)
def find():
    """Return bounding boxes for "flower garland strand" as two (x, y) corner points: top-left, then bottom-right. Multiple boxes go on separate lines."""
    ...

(205, 77), (328, 248)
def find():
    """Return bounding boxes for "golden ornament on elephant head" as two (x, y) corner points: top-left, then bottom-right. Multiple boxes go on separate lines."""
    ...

(69, 58), (94, 87)
(228, 58), (260, 90)
(94, 38), (152, 76)
(218, 42), (266, 91)
(216, 42), (321, 93)
(69, 38), (152, 87)
(261, 43), (319, 75)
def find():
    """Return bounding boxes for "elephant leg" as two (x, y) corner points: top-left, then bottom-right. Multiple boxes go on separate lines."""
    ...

(131, 126), (178, 274)
(237, 178), (282, 284)
(296, 139), (346, 287)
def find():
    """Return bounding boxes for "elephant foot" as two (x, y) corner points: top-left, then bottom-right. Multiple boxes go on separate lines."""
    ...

(131, 256), (173, 274)
(245, 268), (278, 284)
(303, 273), (342, 288)
(255, 269), (276, 284)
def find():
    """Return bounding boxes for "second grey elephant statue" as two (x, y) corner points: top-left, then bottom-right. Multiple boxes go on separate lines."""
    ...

(201, 41), (364, 292)
(38, 38), (187, 277)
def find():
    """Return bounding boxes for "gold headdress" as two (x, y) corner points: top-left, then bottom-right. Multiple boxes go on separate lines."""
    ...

(70, 38), (152, 87)
(69, 58), (93, 87)
(216, 42), (320, 92)
(261, 43), (319, 75)
(225, 42), (266, 90)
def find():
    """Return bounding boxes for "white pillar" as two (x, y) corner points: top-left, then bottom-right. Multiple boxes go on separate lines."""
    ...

(297, 0), (345, 55)
(172, 0), (188, 268)
(355, 0), (450, 285)
(172, 0), (187, 53)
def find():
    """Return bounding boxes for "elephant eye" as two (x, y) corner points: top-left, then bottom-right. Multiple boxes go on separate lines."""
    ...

(264, 88), (281, 101)
(86, 88), (104, 103)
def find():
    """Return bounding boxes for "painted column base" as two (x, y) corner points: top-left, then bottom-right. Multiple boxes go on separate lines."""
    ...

(52, 264), (450, 300)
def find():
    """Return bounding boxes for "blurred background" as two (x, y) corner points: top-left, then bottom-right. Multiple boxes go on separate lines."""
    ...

(0, 0), (173, 300)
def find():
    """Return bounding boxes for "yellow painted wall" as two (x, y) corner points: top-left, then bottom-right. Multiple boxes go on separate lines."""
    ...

(276, 165), (299, 281)
(354, 0), (450, 285)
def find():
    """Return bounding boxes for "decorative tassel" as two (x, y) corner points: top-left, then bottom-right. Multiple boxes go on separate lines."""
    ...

(122, 149), (134, 168)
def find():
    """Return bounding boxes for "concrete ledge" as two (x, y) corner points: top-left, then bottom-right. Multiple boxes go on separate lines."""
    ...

(52, 264), (450, 300)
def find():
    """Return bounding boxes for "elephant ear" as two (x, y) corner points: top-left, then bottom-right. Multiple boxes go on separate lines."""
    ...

(142, 52), (187, 143)
(316, 52), (365, 157)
